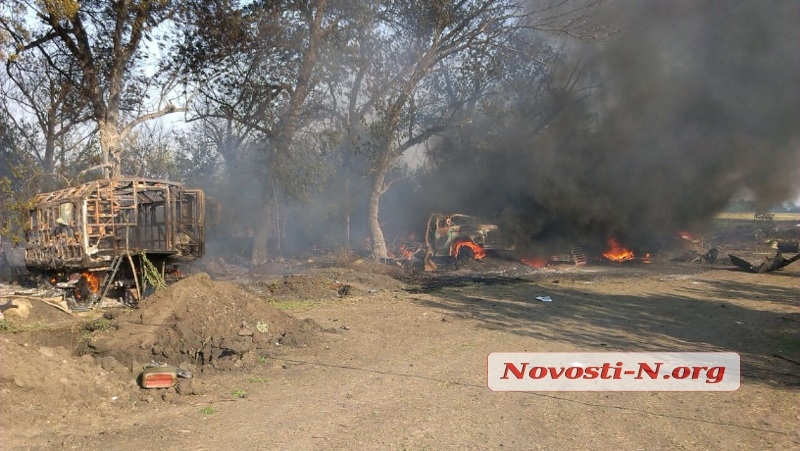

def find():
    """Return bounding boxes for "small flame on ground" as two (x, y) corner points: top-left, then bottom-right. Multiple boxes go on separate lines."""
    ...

(520, 257), (549, 268)
(678, 231), (701, 243)
(453, 239), (486, 260)
(603, 237), (635, 262)
(398, 244), (415, 260)
(167, 267), (184, 277)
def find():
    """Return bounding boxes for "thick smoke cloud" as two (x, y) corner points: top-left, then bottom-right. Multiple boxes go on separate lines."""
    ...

(424, 0), (800, 252)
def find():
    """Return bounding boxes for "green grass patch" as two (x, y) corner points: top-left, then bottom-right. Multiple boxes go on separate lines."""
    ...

(231, 389), (247, 398)
(247, 376), (267, 384)
(83, 317), (117, 332)
(0, 320), (50, 334)
(199, 406), (216, 415)
(0, 319), (14, 332)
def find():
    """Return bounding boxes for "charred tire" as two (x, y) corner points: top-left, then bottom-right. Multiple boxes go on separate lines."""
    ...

(703, 247), (719, 264)
(455, 246), (474, 262)
(73, 276), (93, 305)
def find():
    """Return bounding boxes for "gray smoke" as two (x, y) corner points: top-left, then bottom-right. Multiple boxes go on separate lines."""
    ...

(423, 0), (800, 252)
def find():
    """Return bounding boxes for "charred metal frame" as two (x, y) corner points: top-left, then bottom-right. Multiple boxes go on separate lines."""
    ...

(424, 213), (510, 258)
(25, 178), (205, 271)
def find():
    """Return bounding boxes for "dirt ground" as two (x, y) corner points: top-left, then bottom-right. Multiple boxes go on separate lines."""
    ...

(1, 222), (799, 450)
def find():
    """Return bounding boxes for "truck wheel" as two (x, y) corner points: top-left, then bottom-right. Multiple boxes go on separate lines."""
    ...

(456, 246), (474, 261)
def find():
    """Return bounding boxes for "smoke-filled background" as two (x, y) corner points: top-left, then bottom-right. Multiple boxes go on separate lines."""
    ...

(417, 0), (800, 254)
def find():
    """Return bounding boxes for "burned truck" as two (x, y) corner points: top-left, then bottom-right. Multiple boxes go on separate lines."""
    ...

(25, 178), (205, 310)
(424, 213), (514, 260)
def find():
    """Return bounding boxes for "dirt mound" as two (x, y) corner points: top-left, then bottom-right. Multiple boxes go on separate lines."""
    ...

(86, 273), (321, 372)
(0, 338), (133, 444)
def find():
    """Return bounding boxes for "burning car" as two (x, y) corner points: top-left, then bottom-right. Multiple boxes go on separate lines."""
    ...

(25, 178), (205, 310)
(424, 213), (514, 261)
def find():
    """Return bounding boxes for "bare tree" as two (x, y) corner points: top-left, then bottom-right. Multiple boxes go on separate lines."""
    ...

(172, 0), (606, 261)
(334, 0), (528, 258)
(180, 0), (347, 263)
(338, 0), (606, 259)
(3, 50), (91, 176)
(1, 0), (188, 178)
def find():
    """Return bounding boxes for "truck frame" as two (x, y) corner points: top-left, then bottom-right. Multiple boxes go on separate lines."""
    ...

(25, 178), (205, 309)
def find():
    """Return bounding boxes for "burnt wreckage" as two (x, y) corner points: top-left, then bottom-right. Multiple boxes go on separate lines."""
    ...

(25, 178), (205, 310)
(728, 251), (800, 273)
(424, 213), (514, 260)
(419, 213), (516, 270)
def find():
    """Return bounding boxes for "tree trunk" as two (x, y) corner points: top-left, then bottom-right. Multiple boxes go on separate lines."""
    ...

(98, 123), (122, 178)
(251, 183), (275, 265)
(43, 137), (56, 174)
(368, 165), (389, 259)
(344, 175), (351, 247)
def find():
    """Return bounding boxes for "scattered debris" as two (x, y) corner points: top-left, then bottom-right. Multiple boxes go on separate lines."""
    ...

(767, 238), (800, 253)
(14, 295), (74, 315)
(140, 362), (192, 389)
(0, 299), (31, 319)
(728, 252), (800, 273)
(693, 247), (720, 264)
(140, 365), (179, 389)
(535, 296), (553, 303)
(571, 247), (587, 266)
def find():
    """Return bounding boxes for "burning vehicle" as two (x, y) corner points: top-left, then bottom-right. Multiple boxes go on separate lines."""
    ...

(424, 213), (514, 262)
(24, 178), (205, 310)
(413, 213), (591, 270)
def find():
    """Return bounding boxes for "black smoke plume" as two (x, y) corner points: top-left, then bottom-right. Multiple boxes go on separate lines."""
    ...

(422, 0), (800, 252)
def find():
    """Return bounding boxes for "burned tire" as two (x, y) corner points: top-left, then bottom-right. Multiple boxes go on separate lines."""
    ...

(72, 276), (93, 305)
(72, 274), (100, 306)
(703, 247), (719, 264)
(455, 246), (474, 261)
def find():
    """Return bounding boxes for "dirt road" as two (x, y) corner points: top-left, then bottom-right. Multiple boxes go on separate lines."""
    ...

(1, 259), (798, 450)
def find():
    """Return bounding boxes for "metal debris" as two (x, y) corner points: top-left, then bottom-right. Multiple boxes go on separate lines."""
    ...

(728, 251), (800, 273)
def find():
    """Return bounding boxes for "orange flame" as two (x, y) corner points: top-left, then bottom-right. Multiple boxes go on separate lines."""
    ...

(677, 231), (700, 243)
(603, 237), (635, 262)
(453, 239), (486, 260)
(521, 257), (549, 268)
(398, 244), (415, 260)
(82, 272), (100, 293)
(390, 243), (416, 260)
(168, 267), (184, 277)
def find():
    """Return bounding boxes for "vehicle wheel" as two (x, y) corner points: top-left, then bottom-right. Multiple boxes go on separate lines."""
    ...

(456, 246), (474, 261)
(73, 276), (93, 305)
(703, 247), (719, 264)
